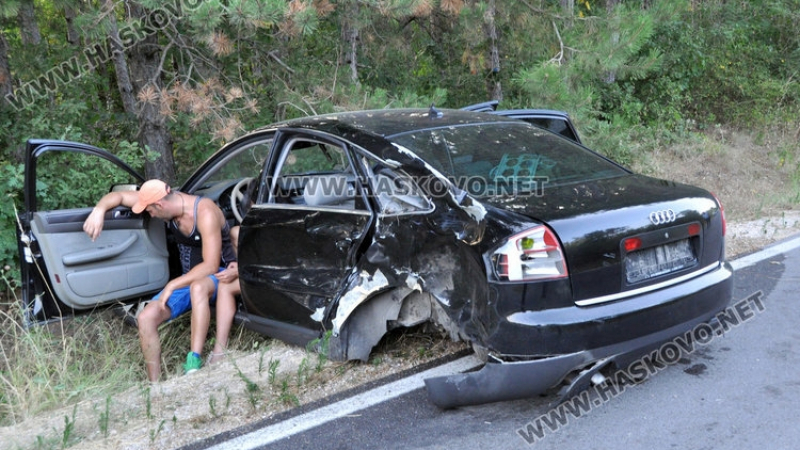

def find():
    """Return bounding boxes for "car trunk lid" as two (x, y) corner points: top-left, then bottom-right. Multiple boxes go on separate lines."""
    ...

(484, 174), (725, 304)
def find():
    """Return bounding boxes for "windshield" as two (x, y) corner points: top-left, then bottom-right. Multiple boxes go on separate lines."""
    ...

(389, 122), (627, 196)
(188, 138), (273, 192)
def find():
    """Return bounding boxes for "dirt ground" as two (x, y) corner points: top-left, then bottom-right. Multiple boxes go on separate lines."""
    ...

(1, 128), (799, 450)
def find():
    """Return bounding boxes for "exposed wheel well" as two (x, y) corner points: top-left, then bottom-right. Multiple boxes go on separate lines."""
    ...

(327, 289), (464, 362)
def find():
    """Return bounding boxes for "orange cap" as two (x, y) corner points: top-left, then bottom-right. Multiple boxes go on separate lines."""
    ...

(132, 180), (169, 214)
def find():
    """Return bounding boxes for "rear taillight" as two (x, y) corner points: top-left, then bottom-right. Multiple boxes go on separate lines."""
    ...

(624, 237), (642, 252)
(688, 222), (701, 236)
(494, 226), (567, 281)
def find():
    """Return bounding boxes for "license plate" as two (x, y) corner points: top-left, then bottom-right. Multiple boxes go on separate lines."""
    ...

(625, 238), (697, 284)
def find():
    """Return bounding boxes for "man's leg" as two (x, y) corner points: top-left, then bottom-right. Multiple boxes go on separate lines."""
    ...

(210, 281), (241, 364)
(189, 276), (218, 357)
(137, 301), (172, 382)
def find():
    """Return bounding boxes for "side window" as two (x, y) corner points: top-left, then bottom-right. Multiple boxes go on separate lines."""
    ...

(279, 141), (348, 176)
(189, 138), (273, 190)
(272, 139), (365, 210)
(36, 151), (140, 211)
(359, 156), (432, 215)
(211, 141), (272, 182)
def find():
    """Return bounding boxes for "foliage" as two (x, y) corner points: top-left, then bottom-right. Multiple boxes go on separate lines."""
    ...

(0, 163), (24, 285)
(0, 0), (798, 282)
(625, 0), (800, 129)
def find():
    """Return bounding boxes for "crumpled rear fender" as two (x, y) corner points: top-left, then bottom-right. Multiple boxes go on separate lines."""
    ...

(328, 285), (464, 362)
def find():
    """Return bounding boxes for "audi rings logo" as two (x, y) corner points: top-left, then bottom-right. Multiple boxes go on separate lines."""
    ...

(649, 209), (677, 225)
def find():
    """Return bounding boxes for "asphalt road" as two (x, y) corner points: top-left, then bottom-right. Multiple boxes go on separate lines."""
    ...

(190, 237), (800, 450)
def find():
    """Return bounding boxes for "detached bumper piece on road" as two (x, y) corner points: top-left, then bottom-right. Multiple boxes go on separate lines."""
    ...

(425, 317), (712, 409)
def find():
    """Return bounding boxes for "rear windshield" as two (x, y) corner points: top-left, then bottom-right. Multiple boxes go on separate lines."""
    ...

(389, 122), (626, 196)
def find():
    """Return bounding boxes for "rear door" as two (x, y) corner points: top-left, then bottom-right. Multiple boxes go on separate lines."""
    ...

(18, 140), (169, 326)
(236, 131), (373, 345)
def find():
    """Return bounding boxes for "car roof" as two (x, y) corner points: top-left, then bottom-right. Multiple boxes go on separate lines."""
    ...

(269, 107), (520, 140)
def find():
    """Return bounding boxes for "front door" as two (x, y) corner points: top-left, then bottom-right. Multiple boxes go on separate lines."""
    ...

(18, 140), (168, 326)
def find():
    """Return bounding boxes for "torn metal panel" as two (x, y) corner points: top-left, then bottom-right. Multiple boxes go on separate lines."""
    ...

(331, 268), (390, 335)
(328, 288), (408, 361)
(335, 183), (496, 349)
(424, 292), (734, 409)
(325, 202), (494, 358)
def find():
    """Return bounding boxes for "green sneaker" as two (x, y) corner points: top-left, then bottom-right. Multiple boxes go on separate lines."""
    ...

(183, 352), (202, 375)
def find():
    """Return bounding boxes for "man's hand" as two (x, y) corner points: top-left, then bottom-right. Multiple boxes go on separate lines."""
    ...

(83, 190), (137, 241)
(216, 262), (239, 283)
(158, 286), (174, 313)
(83, 208), (106, 241)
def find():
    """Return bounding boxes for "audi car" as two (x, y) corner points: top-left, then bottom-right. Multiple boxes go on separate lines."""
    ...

(17, 106), (733, 408)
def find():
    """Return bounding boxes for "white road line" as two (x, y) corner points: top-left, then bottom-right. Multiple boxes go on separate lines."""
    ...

(208, 234), (800, 450)
(730, 235), (800, 271)
(208, 355), (483, 450)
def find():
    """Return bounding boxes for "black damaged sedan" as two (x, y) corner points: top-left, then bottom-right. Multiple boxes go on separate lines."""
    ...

(18, 107), (732, 408)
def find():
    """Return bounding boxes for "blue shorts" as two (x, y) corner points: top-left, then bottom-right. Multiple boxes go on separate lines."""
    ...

(154, 274), (220, 321)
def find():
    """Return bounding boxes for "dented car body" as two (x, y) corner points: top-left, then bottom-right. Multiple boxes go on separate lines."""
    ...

(18, 107), (732, 408)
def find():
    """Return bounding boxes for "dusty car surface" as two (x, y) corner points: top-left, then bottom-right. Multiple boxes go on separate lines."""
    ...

(18, 106), (733, 408)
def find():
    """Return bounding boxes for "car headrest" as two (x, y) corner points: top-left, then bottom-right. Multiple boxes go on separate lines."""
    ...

(303, 174), (351, 206)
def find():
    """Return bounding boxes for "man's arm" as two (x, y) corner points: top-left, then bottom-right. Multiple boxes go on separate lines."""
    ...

(83, 190), (140, 241)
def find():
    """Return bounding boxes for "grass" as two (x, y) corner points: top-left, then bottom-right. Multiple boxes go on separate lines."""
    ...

(234, 363), (261, 410)
(0, 280), (268, 428)
(0, 290), (271, 449)
(0, 306), (142, 426)
(0, 296), (468, 449)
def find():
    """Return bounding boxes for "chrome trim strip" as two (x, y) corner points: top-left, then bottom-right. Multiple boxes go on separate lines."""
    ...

(575, 262), (721, 307)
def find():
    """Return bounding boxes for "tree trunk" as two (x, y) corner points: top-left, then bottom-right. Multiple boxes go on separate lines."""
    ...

(0, 30), (12, 101)
(604, 0), (620, 84)
(17, 0), (42, 46)
(106, 0), (137, 115)
(561, 0), (574, 17)
(64, 5), (80, 46)
(341, 2), (360, 84)
(126, 1), (175, 184)
(560, 0), (574, 31)
(485, 0), (502, 101)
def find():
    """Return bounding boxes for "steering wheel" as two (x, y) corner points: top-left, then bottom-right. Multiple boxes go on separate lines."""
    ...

(230, 177), (253, 223)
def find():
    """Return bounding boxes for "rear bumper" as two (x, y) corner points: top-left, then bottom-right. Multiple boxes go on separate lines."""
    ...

(425, 261), (734, 408)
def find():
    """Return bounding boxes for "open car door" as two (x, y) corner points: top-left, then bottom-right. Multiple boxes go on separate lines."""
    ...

(18, 140), (169, 327)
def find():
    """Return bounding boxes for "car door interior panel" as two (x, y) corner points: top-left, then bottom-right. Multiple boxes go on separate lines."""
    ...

(30, 208), (169, 309)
